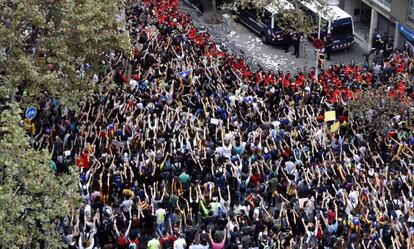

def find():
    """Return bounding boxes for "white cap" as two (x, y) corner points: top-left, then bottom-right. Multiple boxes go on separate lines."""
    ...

(272, 121), (281, 128)
(368, 168), (374, 176)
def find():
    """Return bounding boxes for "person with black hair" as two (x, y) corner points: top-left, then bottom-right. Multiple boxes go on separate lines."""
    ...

(292, 32), (301, 58)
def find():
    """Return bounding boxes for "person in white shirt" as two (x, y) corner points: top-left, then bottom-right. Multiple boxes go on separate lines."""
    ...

(155, 207), (167, 236)
(346, 189), (359, 215)
(173, 234), (187, 249)
(120, 198), (133, 214)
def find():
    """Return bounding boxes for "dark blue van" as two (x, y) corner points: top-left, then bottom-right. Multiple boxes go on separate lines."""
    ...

(237, 4), (287, 44)
(300, 2), (354, 50)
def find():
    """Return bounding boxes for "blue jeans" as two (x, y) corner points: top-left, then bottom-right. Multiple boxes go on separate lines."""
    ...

(156, 222), (165, 237)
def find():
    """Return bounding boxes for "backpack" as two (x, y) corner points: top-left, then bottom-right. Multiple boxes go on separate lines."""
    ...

(240, 180), (247, 193)
(162, 237), (173, 249)
(215, 175), (226, 190)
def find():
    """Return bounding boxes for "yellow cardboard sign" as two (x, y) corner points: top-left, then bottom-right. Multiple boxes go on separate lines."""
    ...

(330, 122), (340, 133)
(324, 111), (336, 122)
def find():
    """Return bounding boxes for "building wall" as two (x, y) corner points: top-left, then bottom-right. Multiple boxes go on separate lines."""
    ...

(391, 0), (409, 23)
(338, 0), (345, 9)
(377, 12), (395, 36)
(339, 0), (414, 50)
(394, 0), (414, 48)
(344, 0), (363, 22)
(362, 0), (391, 18)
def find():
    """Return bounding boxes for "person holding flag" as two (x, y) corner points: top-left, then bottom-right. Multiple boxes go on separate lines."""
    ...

(177, 68), (193, 94)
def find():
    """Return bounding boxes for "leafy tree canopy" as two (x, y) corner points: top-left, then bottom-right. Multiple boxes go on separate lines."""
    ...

(346, 88), (413, 135)
(224, 0), (331, 35)
(0, 0), (130, 109)
(0, 0), (129, 247)
(0, 104), (80, 248)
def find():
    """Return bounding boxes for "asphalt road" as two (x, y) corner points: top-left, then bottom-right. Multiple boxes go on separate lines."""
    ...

(179, 1), (367, 72)
(225, 20), (367, 71)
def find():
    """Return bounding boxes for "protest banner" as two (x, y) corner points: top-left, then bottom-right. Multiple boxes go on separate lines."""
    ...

(330, 122), (340, 133)
(324, 111), (336, 122)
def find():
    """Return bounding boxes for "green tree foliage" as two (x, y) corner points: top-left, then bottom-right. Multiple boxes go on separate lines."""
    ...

(0, 0), (129, 247)
(273, 0), (330, 34)
(0, 0), (130, 109)
(346, 89), (412, 135)
(225, 0), (329, 34)
(0, 104), (80, 248)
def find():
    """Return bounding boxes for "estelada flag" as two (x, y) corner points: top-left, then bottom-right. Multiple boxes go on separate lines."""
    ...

(140, 201), (149, 210)
(177, 68), (193, 85)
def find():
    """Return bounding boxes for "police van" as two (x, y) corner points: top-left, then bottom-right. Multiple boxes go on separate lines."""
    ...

(300, 2), (354, 50)
(237, 1), (293, 44)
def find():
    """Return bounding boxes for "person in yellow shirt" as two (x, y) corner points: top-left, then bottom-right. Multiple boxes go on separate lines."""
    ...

(147, 236), (160, 249)
(23, 119), (36, 136)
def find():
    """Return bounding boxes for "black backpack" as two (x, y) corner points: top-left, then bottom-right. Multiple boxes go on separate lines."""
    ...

(162, 237), (173, 249)
(240, 180), (247, 193)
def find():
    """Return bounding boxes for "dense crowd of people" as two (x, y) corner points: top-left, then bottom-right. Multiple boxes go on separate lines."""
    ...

(24, 0), (414, 248)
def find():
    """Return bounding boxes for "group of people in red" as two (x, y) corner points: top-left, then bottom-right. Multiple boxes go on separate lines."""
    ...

(136, 0), (414, 105)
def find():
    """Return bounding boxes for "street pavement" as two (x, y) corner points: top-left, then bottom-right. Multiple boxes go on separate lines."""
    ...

(179, 1), (367, 72)
(224, 20), (367, 71)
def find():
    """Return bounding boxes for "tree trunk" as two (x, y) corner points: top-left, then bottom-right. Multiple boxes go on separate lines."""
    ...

(303, 33), (308, 72)
(212, 0), (217, 17)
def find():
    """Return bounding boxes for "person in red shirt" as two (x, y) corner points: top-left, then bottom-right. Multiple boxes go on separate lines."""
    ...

(76, 149), (90, 169)
(250, 167), (262, 188)
(160, 231), (176, 248)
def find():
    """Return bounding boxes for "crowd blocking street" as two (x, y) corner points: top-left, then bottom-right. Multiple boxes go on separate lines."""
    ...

(26, 0), (414, 248)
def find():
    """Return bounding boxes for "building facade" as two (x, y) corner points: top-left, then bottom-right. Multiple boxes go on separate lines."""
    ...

(338, 0), (414, 51)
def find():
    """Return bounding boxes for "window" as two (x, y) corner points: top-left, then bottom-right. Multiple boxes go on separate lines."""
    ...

(331, 18), (353, 37)
(409, 0), (414, 24)
(262, 10), (272, 26)
(373, 0), (392, 10)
